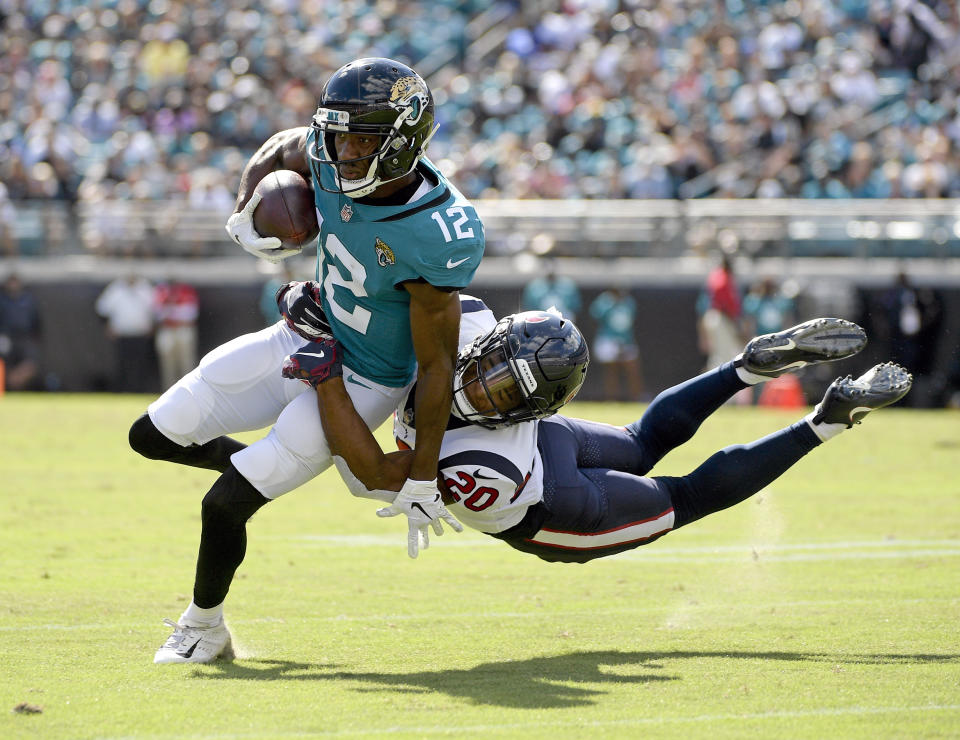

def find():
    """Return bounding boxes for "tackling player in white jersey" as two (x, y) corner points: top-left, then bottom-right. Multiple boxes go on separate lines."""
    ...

(131, 58), (484, 664)
(287, 296), (911, 563)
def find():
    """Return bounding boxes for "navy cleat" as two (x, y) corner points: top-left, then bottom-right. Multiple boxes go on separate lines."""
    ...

(812, 362), (913, 428)
(737, 318), (867, 378)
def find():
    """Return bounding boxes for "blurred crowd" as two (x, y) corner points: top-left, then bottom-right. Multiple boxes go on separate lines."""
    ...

(1, 0), (959, 214)
(0, 0), (485, 211)
(452, 0), (960, 199)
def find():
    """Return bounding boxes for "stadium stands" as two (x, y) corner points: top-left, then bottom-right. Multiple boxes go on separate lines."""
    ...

(2, 0), (958, 220)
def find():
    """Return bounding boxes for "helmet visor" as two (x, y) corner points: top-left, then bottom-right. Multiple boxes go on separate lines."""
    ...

(477, 348), (525, 416)
(453, 345), (531, 428)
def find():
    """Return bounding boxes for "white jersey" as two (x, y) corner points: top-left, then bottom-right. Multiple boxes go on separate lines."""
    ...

(391, 296), (543, 533)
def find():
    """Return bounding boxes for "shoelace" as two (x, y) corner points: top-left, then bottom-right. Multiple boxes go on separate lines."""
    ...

(161, 618), (194, 648)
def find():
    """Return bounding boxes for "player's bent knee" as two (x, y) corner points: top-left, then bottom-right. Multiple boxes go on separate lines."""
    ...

(201, 466), (269, 527)
(149, 383), (206, 442)
(129, 413), (183, 460)
(657, 475), (699, 529)
(230, 438), (286, 494)
(231, 431), (329, 500)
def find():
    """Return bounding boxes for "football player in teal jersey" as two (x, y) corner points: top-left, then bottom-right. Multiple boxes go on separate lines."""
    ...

(130, 58), (485, 664)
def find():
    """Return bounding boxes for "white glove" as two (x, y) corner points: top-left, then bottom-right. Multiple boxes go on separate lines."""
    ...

(332, 457), (398, 504)
(376, 478), (463, 559)
(224, 192), (301, 263)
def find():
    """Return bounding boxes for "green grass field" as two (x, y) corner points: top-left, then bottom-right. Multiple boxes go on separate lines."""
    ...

(1, 394), (958, 739)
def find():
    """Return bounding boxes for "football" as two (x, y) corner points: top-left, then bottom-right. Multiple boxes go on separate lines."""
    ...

(252, 170), (320, 249)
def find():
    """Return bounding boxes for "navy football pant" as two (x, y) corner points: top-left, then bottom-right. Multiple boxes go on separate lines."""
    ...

(493, 361), (822, 563)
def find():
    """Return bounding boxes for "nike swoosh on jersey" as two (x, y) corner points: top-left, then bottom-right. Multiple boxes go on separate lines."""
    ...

(297, 351), (327, 360)
(446, 257), (470, 269)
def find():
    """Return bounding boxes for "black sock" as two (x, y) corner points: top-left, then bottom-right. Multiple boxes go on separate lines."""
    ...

(193, 466), (269, 608)
(129, 414), (246, 473)
(667, 421), (822, 528)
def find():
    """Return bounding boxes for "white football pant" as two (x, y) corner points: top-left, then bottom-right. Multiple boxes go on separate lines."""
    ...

(147, 320), (409, 499)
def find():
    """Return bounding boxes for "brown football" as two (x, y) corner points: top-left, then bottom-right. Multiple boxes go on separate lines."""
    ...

(252, 170), (320, 249)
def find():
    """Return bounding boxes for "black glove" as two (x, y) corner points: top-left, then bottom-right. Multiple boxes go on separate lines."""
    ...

(276, 281), (333, 341)
(281, 338), (343, 387)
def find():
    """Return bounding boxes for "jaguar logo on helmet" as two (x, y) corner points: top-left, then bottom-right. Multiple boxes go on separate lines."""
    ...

(389, 76), (429, 126)
(375, 237), (396, 267)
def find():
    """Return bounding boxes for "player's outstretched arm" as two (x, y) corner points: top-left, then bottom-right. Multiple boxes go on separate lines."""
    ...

(312, 377), (412, 493)
(403, 282), (461, 482)
(282, 337), (411, 492)
(374, 282), (464, 557)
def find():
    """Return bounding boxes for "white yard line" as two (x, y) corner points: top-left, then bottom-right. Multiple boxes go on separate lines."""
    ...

(3, 595), (958, 631)
(271, 534), (960, 552)
(4, 539), (956, 631)
(275, 534), (960, 562)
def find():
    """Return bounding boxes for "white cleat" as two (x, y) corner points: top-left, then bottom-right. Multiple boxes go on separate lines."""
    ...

(154, 618), (234, 664)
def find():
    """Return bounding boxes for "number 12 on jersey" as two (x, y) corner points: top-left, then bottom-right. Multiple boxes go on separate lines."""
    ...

(431, 207), (475, 242)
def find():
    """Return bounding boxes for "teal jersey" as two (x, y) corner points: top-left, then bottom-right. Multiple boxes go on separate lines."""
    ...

(520, 277), (582, 321)
(590, 291), (637, 345)
(742, 293), (794, 336)
(309, 136), (484, 387)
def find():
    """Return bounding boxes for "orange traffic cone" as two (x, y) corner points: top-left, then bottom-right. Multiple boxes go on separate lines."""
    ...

(758, 373), (805, 408)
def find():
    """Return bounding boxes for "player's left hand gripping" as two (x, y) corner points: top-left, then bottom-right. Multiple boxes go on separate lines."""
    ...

(377, 478), (463, 558)
(281, 338), (343, 387)
(225, 192), (298, 263)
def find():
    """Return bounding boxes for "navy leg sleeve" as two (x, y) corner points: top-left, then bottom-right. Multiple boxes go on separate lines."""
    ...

(664, 421), (822, 529)
(495, 416), (822, 563)
(546, 363), (746, 477)
(625, 361), (746, 474)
